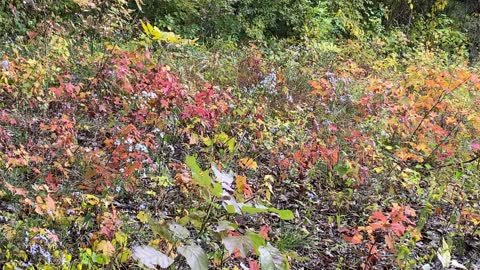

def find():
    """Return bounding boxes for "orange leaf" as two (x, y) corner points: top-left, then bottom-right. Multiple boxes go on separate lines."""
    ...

(4, 181), (28, 196)
(385, 234), (395, 251)
(45, 195), (56, 213)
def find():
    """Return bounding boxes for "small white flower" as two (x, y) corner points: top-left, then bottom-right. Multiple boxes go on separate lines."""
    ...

(135, 143), (149, 153)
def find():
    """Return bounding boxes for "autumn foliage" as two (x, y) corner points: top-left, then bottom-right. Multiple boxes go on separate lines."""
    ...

(1, 2), (480, 270)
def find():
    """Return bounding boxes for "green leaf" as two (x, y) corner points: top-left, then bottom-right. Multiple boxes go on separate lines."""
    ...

(241, 205), (294, 220)
(186, 155), (212, 187)
(222, 236), (253, 258)
(186, 155), (202, 174)
(212, 183), (223, 198)
(227, 139), (236, 153)
(259, 244), (288, 270)
(334, 163), (349, 176)
(241, 205), (269, 214)
(268, 208), (295, 220)
(149, 222), (173, 242)
(246, 232), (266, 254)
(225, 204), (237, 214)
(178, 244), (209, 270)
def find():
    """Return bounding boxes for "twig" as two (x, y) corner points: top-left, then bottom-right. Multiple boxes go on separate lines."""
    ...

(434, 155), (480, 170)
(409, 79), (469, 140)
(196, 195), (215, 239)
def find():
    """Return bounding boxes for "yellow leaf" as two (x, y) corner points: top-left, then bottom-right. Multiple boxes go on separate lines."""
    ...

(114, 232), (128, 246)
(414, 143), (430, 154)
(239, 158), (257, 170)
(1, 225), (15, 240)
(85, 194), (100, 205)
(96, 240), (115, 256)
(137, 211), (150, 223)
(118, 248), (131, 263)
(146, 190), (156, 196)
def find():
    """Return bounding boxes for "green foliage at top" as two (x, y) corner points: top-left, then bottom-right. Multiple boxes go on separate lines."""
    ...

(0, 0), (479, 269)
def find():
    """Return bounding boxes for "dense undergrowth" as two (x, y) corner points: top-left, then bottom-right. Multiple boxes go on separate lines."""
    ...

(1, 0), (480, 269)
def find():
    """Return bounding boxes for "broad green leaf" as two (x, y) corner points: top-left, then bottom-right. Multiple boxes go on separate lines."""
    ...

(259, 244), (288, 270)
(246, 232), (266, 254)
(334, 163), (349, 176)
(222, 236), (253, 258)
(132, 245), (174, 269)
(186, 155), (202, 174)
(269, 208), (295, 220)
(242, 205), (269, 214)
(212, 183), (223, 197)
(186, 155), (212, 187)
(178, 244), (208, 270)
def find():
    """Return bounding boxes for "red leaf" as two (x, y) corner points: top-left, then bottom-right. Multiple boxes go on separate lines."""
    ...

(389, 223), (406, 236)
(259, 225), (270, 241)
(370, 211), (388, 222)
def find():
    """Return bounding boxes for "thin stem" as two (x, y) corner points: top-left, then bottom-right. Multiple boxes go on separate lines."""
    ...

(197, 195), (215, 239)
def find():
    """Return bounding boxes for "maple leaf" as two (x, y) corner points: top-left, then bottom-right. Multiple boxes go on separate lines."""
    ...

(370, 211), (388, 222)
(239, 157), (258, 170)
(340, 228), (363, 244)
(96, 240), (116, 256)
(389, 223), (406, 236)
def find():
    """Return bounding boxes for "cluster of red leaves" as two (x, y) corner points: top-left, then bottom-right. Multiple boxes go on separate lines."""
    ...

(290, 142), (339, 172)
(340, 204), (420, 269)
(182, 82), (233, 127)
(0, 46), (236, 199)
